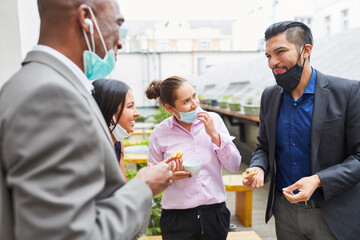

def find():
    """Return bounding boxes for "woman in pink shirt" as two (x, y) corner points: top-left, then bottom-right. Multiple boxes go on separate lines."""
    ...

(145, 76), (242, 240)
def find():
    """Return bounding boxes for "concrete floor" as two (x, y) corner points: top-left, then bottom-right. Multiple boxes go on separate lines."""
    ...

(224, 163), (277, 240)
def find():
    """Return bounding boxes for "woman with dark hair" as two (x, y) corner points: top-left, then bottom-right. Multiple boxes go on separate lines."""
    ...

(145, 76), (242, 240)
(92, 79), (140, 181)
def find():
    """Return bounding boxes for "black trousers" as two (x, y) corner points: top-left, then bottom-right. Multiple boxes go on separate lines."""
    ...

(160, 202), (230, 240)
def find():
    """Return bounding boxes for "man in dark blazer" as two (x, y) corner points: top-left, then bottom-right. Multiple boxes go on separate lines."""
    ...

(0, 0), (173, 239)
(243, 21), (360, 240)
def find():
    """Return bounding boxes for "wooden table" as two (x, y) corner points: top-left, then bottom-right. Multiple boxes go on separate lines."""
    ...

(138, 231), (261, 240)
(201, 104), (259, 123)
(223, 174), (253, 227)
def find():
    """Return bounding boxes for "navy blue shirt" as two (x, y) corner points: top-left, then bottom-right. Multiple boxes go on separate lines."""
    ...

(275, 68), (317, 200)
(114, 141), (122, 163)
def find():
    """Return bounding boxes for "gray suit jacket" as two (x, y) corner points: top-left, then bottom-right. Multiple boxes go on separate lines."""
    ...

(0, 51), (152, 240)
(250, 70), (360, 240)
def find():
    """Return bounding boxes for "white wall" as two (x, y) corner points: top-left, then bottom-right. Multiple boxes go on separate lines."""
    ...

(313, 0), (360, 38)
(0, 0), (39, 88)
(18, 0), (40, 58)
(0, 0), (22, 87)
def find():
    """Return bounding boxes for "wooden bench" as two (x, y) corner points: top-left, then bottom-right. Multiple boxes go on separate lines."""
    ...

(124, 153), (147, 164)
(223, 174), (253, 227)
(131, 129), (153, 137)
(138, 231), (261, 240)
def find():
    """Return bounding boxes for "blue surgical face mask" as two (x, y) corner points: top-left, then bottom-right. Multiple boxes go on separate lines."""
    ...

(172, 105), (202, 123)
(82, 6), (115, 80)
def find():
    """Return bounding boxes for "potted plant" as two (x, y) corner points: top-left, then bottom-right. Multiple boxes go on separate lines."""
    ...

(153, 106), (171, 124)
(218, 95), (230, 109)
(242, 96), (260, 116)
(228, 96), (241, 112)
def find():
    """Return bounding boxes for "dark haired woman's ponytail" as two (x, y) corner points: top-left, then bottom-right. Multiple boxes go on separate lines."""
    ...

(145, 80), (162, 100)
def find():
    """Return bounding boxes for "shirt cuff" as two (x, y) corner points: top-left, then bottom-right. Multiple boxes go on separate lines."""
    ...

(252, 165), (266, 175)
(212, 132), (235, 151)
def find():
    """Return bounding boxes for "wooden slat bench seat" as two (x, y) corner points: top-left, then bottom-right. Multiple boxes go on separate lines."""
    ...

(124, 153), (147, 164)
(138, 231), (261, 239)
(223, 174), (253, 227)
(131, 129), (153, 137)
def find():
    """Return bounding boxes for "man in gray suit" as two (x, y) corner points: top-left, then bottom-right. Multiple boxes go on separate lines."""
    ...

(0, 0), (173, 239)
(243, 21), (360, 240)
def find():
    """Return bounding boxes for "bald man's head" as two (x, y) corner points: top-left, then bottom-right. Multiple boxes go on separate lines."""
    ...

(37, 0), (124, 71)
(37, 0), (98, 19)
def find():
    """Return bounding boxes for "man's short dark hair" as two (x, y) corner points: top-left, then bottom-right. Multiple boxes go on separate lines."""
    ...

(264, 21), (313, 50)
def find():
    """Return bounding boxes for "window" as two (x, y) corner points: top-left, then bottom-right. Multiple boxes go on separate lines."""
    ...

(325, 16), (331, 35)
(294, 17), (312, 28)
(342, 9), (349, 31)
(198, 40), (211, 51)
(156, 41), (170, 52)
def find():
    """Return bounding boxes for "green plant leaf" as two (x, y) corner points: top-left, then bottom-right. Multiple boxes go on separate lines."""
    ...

(153, 106), (171, 124)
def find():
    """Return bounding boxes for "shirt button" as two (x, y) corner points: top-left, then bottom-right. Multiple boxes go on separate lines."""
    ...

(293, 102), (298, 106)
(292, 142), (296, 146)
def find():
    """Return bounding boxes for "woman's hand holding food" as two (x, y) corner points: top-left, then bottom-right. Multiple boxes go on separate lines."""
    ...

(197, 111), (220, 146)
(165, 151), (192, 180)
(149, 151), (192, 180)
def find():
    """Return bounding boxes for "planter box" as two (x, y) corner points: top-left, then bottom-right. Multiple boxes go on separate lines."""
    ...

(243, 104), (260, 116)
(218, 101), (229, 109)
(211, 99), (218, 107)
(229, 103), (241, 112)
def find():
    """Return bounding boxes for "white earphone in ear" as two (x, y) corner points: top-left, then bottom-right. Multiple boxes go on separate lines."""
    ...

(84, 18), (94, 34)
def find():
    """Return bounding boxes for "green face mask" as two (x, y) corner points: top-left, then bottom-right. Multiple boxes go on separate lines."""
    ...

(82, 6), (115, 80)
(83, 50), (115, 81)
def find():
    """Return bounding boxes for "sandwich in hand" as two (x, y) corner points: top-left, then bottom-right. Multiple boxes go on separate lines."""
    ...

(242, 169), (258, 179)
(171, 150), (184, 160)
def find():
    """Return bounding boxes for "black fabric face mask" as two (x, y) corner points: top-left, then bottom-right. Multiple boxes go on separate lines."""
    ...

(274, 47), (305, 93)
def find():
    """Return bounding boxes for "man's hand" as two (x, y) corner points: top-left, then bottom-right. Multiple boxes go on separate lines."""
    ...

(136, 161), (173, 196)
(282, 174), (321, 203)
(148, 158), (191, 181)
(172, 171), (192, 180)
(242, 167), (265, 189)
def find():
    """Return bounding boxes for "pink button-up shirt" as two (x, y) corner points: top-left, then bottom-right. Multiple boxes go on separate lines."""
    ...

(148, 112), (241, 209)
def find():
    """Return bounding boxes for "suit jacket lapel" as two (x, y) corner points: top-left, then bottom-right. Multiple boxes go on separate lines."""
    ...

(269, 87), (282, 175)
(311, 70), (329, 172)
(23, 51), (113, 144)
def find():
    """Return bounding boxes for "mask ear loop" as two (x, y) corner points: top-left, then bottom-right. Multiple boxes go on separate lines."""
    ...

(87, 6), (108, 53)
(170, 106), (183, 122)
(110, 115), (118, 133)
(82, 28), (93, 52)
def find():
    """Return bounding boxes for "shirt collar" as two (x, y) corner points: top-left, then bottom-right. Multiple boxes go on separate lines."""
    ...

(32, 45), (94, 94)
(303, 67), (316, 94)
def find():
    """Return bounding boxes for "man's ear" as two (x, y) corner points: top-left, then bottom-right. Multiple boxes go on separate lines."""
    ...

(78, 4), (92, 33)
(303, 44), (312, 59)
